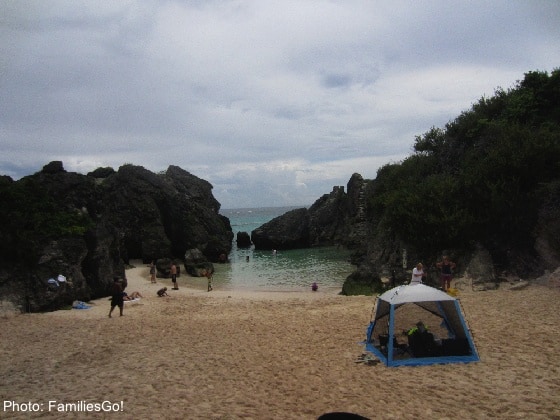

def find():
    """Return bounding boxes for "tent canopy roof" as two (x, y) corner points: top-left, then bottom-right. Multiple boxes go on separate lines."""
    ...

(378, 284), (455, 305)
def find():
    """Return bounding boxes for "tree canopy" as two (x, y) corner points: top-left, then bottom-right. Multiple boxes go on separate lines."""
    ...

(370, 69), (560, 256)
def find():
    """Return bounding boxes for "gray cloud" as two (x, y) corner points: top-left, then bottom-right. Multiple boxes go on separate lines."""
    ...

(1, 0), (559, 208)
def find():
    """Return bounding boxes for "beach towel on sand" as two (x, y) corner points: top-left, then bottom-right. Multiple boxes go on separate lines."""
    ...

(124, 298), (141, 304)
(72, 301), (90, 310)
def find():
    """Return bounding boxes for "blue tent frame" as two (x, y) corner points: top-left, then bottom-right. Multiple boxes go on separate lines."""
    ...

(364, 285), (480, 367)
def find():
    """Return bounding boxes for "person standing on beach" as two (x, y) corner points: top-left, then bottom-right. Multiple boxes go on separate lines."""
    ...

(436, 255), (456, 291)
(410, 263), (425, 285)
(149, 261), (156, 283)
(108, 278), (124, 318)
(205, 269), (213, 292)
(171, 261), (178, 290)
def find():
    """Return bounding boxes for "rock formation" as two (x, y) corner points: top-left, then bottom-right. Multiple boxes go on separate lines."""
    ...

(251, 208), (311, 250)
(250, 171), (560, 295)
(0, 161), (233, 312)
(236, 231), (252, 248)
(184, 248), (214, 277)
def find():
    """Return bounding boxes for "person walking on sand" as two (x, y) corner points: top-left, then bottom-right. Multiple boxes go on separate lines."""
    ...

(149, 261), (156, 283)
(171, 261), (178, 290)
(108, 278), (124, 318)
(436, 255), (456, 291)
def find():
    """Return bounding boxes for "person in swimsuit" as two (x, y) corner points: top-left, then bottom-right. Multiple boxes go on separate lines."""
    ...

(171, 262), (178, 290)
(123, 291), (143, 301)
(436, 255), (456, 291)
(149, 261), (156, 283)
(205, 269), (213, 292)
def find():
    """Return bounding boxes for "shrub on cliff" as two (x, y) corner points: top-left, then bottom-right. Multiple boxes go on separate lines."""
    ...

(0, 177), (94, 263)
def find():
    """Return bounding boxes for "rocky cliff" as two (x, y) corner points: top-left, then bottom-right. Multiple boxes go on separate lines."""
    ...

(250, 174), (367, 251)
(250, 172), (560, 295)
(0, 162), (233, 312)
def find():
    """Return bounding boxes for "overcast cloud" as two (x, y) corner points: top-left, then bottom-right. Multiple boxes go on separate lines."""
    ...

(1, 1), (559, 208)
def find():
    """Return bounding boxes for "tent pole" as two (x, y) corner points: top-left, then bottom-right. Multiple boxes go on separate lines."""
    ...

(370, 295), (379, 322)
(388, 304), (395, 365)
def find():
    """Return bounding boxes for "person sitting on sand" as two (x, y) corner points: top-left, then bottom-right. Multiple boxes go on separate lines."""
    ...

(157, 287), (169, 297)
(123, 291), (143, 301)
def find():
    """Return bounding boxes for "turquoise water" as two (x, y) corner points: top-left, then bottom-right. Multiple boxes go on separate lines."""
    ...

(211, 207), (354, 292)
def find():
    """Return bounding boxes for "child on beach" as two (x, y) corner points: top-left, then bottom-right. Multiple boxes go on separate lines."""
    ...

(205, 269), (213, 292)
(149, 261), (156, 283)
(157, 287), (169, 297)
(171, 262), (178, 290)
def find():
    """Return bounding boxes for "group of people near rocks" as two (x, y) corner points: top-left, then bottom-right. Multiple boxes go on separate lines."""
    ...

(110, 260), (216, 318)
(153, 262), (214, 295)
(409, 255), (456, 291)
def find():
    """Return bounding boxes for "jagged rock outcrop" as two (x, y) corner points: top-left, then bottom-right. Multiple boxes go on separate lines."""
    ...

(251, 177), (364, 251)
(307, 185), (348, 246)
(0, 161), (233, 312)
(251, 208), (310, 250)
(100, 164), (233, 262)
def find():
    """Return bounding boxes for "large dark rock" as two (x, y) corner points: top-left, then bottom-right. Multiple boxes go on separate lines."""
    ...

(184, 248), (214, 277)
(101, 164), (233, 263)
(307, 185), (349, 246)
(0, 161), (233, 312)
(251, 208), (310, 250)
(42, 160), (66, 174)
(341, 262), (383, 296)
(236, 231), (252, 248)
(251, 181), (358, 251)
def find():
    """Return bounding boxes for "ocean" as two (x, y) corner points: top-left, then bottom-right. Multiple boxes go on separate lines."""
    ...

(213, 206), (354, 292)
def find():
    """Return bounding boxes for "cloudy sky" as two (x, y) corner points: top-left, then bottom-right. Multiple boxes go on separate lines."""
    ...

(1, 1), (559, 208)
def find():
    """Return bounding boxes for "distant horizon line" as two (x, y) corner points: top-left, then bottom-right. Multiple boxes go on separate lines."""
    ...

(220, 204), (310, 211)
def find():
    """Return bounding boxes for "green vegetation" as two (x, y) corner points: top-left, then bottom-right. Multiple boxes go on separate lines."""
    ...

(370, 69), (560, 255)
(0, 177), (94, 262)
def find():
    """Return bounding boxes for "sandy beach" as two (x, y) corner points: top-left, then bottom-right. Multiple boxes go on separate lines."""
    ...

(1, 262), (560, 419)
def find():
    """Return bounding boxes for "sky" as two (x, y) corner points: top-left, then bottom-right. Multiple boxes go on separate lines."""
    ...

(1, 1), (559, 209)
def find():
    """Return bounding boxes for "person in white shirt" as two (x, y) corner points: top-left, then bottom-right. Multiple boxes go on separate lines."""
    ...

(410, 263), (425, 285)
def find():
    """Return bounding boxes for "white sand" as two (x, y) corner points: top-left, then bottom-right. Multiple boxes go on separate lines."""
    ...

(1, 262), (559, 419)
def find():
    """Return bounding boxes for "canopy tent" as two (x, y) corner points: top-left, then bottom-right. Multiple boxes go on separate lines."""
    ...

(364, 284), (479, 367)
